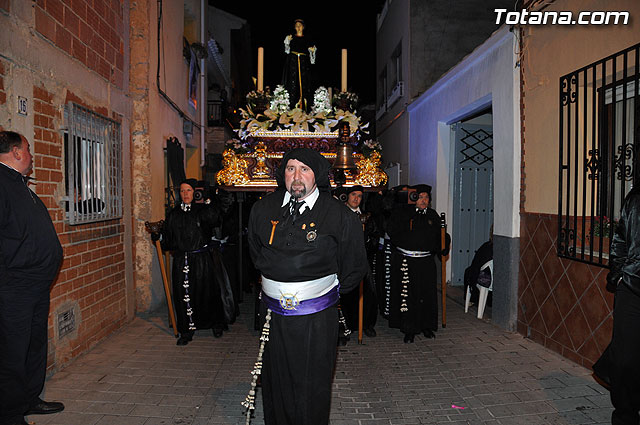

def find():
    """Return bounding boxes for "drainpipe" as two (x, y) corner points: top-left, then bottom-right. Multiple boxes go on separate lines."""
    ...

(200, 0), (206, 167)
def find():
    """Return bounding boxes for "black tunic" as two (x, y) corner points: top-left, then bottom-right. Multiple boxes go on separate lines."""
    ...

(282, 35), (315, 111)
(162, 203), (234, 334)
(0, 164), (63, 419)
(340, 210), (378, 333)
(248, 189), (367, 425)
(248, 190), (366, 292)
(387, 205), (444, 334)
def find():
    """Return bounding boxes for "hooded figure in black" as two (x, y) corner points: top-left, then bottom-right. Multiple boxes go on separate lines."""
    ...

(335, 185), (379, 344)
(159, 179), (235, 345)
(248, 148), (367, 425)
(386, 184), (450, 343)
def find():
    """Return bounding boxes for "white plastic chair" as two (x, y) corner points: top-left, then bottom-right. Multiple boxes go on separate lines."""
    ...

(464, 259), (493, 319)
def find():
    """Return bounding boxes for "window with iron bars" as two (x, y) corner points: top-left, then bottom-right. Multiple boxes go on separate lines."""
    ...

(558, 43), (640, 267)
(63, 103), (123, 225)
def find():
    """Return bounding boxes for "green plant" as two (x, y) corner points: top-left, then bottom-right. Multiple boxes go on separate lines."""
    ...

(592, 216), (617, 238)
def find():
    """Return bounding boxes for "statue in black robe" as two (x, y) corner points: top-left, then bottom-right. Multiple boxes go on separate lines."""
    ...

(386, 185), (450, 343)
(282, 19), (316, 111)
(161, 179), (235, 345)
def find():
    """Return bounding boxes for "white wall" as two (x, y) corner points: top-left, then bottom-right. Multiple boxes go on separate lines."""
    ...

(407, 26), (520, 239)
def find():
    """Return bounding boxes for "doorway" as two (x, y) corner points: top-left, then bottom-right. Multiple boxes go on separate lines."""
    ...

(451, 111), (494, 286)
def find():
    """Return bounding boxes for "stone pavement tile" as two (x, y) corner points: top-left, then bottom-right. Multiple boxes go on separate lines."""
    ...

(129, 404), (178, 418)
(550, 385), (603, 398)
(558, 409), (599, 424)
(586, 394), (613, 408)
(41, 387), (88, 401)
(85, 401), (136, 415)
(476, 392), (521, 405)
(108, 383), (154, 393)
(159, 395), (205, 407)
(75, 389), (125, 402)
(117, 393), (164, 404)
(95, 415), (147, 425)
(497, 415), (559, 425)
(585, 407), (613, 423)
(28, 411), (103, 425)
(551, 396), (598, 412)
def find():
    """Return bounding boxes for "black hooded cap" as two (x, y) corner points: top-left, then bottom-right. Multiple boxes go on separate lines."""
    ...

(276, 148), (331, 192)
(180, 178), (198, 190)
(346, 185), (364, 194)
(412, 184), (432, 196)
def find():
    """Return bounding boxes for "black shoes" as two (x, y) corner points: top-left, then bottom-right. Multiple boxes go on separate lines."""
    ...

(2, 416), (28, 425)
(364, 327), (377, 337)
(423, 330), (436, 339)
(403, 333), (415, 343)
(24, 398), (65, 415)
(338, 335), (349, 346)
(213, 327), (223, 338)
(176, 332), (193, 345)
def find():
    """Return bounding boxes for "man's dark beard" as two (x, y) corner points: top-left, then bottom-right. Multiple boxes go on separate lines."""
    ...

(289, 180), (307, 199)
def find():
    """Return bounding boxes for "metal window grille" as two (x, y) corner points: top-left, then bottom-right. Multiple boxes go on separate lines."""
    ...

(64, 103), (122, 225)
(558, 43), (640, 266)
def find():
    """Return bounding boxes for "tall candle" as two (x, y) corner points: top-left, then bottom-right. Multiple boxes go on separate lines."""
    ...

(341, 49), (347, 92)
(257, 47), (264, 92)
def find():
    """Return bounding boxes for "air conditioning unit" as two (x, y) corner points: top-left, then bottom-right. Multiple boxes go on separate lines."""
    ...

(387, 81), (404, 106)
(376, 102), (387, 120)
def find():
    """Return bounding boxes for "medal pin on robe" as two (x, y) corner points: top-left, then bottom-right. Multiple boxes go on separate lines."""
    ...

(269, 220), (279, 245)
(306, 222), (317, 242)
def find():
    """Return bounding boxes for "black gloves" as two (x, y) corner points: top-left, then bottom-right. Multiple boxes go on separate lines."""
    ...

(606, 271), (621, 293)
(151, 232), (161, 242)
(441, 247), (450, 257)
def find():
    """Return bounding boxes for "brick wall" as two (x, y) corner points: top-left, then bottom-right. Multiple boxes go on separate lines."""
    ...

(32, 85), (127, 371)
(35, 0), (125, 89)
(0, 59), (6, 109)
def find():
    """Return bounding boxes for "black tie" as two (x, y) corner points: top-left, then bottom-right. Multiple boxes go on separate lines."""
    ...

(290, 199), (305, 223)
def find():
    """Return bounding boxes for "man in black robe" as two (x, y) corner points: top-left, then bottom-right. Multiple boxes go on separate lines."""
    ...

(155, 179), (235, 345)
(607, 186), (640, 425)
(0, 131), (64, 425)
(337, 186), (378, 343)
(248, 148), (367, 425)
(387, 184), (450, 343)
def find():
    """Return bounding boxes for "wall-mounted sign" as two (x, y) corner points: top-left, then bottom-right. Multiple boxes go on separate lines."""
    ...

(17, 96), (27, 116)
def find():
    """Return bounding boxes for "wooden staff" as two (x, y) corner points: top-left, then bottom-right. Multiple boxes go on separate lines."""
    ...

(145, 220), (178, 337)
(358, 213), (370, 344)
(358, 279), (364, 344)
(440, 213), (448, 329)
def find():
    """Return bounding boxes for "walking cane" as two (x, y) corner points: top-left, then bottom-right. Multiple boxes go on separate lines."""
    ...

(440, 213), (448, 329)
(358, 215), (368, 344)
(145, 220), (179, 337)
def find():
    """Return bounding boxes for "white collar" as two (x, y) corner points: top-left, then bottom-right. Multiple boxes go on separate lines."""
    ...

(282, 186), (320, 211)
(348, 206), (361, 214)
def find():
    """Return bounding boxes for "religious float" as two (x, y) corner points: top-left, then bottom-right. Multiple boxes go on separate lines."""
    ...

(216, 38), (387, 191)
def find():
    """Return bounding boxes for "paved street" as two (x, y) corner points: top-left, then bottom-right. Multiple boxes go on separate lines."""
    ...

(32, 293), (613, 425)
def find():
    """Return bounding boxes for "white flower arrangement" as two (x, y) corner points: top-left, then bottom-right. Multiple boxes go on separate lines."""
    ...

(360, 139), (382, 158)
(235, 90), (370, 140)
(270, 85), (290, 114)
(311, 86), (332, 115)
(225, 138), (250, 154)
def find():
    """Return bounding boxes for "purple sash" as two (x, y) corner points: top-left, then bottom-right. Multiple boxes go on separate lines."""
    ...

(261, 287), (339, 316)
